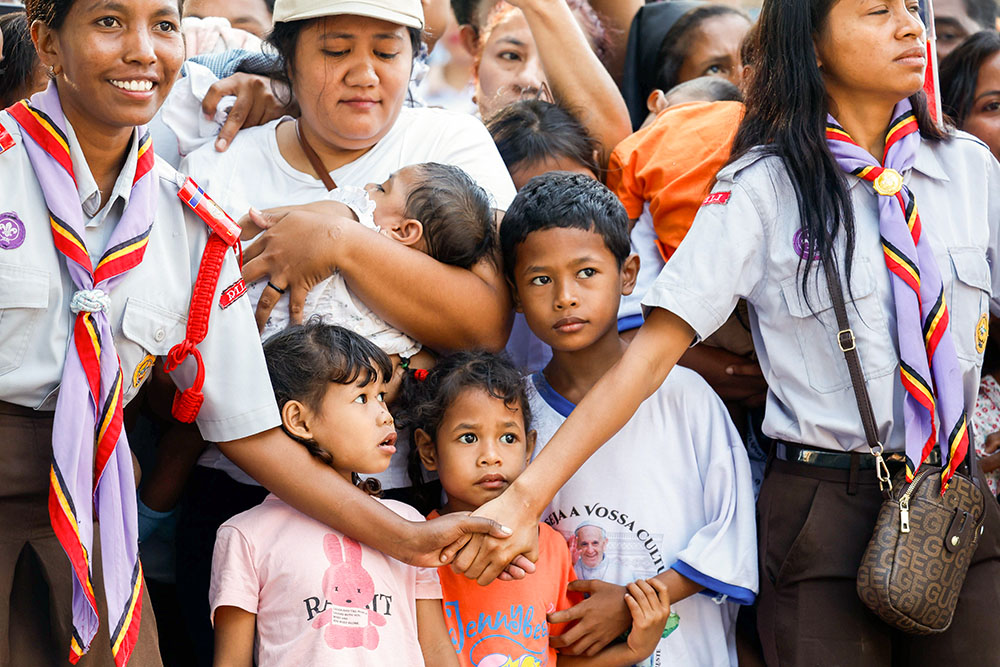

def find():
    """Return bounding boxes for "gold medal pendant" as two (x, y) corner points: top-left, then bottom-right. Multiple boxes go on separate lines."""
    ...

(873, 168), (903, 196)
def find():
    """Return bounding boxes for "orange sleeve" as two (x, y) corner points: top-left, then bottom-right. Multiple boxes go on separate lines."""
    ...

(606, 137), (646, 220)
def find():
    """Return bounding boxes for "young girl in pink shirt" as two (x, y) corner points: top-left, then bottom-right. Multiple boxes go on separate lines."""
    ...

(210, 323), (458, 667)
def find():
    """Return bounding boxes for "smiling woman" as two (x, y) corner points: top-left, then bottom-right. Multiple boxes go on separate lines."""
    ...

(0, 1), (511, 665)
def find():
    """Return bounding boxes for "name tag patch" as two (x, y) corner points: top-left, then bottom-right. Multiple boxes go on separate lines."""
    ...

(702, 192), (731, 206)
(219, 278), (247, 309)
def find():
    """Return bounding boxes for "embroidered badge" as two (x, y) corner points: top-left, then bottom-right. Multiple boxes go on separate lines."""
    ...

(133, 354), (156, 388)
(0, 211), (26, 249)
(702, 191), (731, 206)
(0, 125), (15, 154)
(977, 314), (989, 355)
(792, 229), (821, 261)
(219, 278), (247, 309)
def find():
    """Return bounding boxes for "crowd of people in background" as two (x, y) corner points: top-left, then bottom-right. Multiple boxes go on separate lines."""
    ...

(1, 0), (999, 665)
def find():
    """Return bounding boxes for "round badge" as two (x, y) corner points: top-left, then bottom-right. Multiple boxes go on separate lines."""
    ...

(133, 354), (156, 388)
(0, 211), (26, 250)
(872, 169), (903, 196)
(976, 314), (989, 355)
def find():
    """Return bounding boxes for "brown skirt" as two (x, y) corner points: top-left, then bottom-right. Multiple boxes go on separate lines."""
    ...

(0, 401), (161, 667)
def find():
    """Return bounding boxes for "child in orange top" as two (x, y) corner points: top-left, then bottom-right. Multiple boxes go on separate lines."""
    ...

(404, 352), (672, 667)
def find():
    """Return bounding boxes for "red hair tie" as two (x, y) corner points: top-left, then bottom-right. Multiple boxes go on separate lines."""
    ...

(414, 368), (429, 382)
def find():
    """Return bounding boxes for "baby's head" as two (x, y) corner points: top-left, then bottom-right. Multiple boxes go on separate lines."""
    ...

(641, 75), (743, 129)
(263, 321), (396, 493)
(403, 351), (535, 513)
(366, 163), (496, 269)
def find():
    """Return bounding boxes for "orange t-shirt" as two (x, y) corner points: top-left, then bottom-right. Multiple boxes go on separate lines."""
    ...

(430, 512), (577, 667)
(606, 101), (744, 260)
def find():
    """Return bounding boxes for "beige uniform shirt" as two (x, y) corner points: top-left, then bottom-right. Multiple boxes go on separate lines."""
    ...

(0, 110), (280, 444)
(643, 132), (1000, 453)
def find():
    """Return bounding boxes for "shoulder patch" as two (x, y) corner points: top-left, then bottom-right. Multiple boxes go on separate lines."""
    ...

(0, 123), (16, 154)
(219, 278), (247, 309)
(177, 177), (240, 246)
(702, 191), (731, 206)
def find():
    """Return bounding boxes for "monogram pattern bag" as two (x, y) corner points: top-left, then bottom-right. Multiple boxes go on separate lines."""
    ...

(823, 260), (986, 634)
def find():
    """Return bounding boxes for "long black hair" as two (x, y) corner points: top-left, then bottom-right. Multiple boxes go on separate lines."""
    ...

(940, 30), (1000, 129)
(0, 12), (40, 108)
(729, 0), (947, 297)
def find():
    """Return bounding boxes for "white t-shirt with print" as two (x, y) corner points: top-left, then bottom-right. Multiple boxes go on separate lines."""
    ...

(528, 367), (758, 667)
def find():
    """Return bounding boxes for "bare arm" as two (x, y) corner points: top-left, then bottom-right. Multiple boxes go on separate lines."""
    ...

(212, 606), (256, 667)
(510, 0), (632, 162)
(239, 204), (513, 352)
(586, 0), (643, 86)
(217, 428), (515, 567)
(446, 308), (695, 583)
(416, 599), (460, 667)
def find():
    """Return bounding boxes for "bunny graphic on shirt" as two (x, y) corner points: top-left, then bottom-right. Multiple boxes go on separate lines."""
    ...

(311, 534), (386, 650)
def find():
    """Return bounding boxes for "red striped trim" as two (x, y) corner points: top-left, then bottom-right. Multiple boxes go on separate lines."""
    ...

(132, 133), (153, 187)
(48, 464), (98, 617)
(51, 215), (93, 276)
(111, 562), (143, 666)
(93, 371), (124, 485)
(93, 228), (151, 285)
(75, 314), (102, 405)
(7, 100), (75, 182)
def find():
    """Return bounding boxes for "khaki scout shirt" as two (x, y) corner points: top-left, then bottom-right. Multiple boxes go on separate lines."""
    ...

(0, 111), (280, 444)
(643, 133), (1000, 453)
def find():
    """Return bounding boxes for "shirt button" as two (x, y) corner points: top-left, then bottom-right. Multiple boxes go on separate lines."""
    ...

(153, 328), (166, 342)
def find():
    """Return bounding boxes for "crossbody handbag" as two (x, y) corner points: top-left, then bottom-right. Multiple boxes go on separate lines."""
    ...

(822, 258), (986, 635)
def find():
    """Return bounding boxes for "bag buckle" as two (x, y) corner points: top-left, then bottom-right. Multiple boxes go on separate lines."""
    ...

(869, 442), (892, 494)
(838, 328), (856, 352)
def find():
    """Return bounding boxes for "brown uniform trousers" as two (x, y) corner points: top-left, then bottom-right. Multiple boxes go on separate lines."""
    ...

(757, 456), (1000, 666)
(0, 402), (162, 667)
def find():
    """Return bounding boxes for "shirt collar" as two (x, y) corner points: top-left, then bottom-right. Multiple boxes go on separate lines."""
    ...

(63, 119), (140, 222)
(844, 138), (951, 191)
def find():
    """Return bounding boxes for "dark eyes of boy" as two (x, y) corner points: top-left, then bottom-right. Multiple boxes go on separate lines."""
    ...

(459, 433), (477, 444)
(501, 433), (518, 444)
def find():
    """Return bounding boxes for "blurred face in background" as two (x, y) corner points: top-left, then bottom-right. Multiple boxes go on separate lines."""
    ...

(962, 50), (1000, 158)
(182, 0), (274, 37)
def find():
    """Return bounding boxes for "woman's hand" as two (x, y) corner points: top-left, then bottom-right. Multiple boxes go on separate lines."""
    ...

(444, 485), (542, 585)
(548, 580), (631, 656)
(677, 345), (767, 408)
(202, 73), (296, 152)
(981, 432), (1000, 474)
(239, 203), (352, 331)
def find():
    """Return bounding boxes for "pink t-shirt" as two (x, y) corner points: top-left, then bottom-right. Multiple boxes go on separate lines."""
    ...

(210, 494), (441, 667)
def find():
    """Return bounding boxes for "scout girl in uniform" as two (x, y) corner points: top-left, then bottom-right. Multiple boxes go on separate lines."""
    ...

(453, 0), (1000, 663)
(0, 1), (509, 663)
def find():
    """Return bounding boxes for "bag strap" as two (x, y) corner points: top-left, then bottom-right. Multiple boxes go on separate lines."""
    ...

(821, 258), (894, 492)
(821, 259), (977, 486)
(295, 119), (337, 192)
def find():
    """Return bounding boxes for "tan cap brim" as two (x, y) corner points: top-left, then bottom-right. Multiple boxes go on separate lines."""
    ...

(274, 1), (424, 29)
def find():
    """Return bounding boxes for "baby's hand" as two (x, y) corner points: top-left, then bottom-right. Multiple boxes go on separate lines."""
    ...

(622, 578), (672, 662)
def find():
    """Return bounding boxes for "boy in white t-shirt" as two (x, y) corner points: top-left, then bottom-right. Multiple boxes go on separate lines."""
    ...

(499, 172), (758, 667)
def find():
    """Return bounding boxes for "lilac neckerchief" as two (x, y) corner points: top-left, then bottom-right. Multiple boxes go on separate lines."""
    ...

(825, 98), (968, 484)
(10, 82), (155, 663)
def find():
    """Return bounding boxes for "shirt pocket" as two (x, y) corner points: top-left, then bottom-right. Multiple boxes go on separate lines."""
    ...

(947, 248), (991, 363)
(780, 257), (895, 393)
(119, 297), (187, 398)
(0, 263), (49, 376)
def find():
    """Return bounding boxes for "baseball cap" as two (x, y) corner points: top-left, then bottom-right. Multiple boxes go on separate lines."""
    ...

(272, 0), (425, 29)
